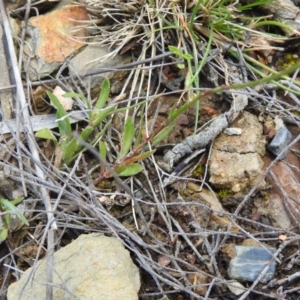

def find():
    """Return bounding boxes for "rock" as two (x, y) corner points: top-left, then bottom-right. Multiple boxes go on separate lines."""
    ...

(7, 233), (140, 300)
(187, 182), (240, 232)
(68, 44), (131, 96)
(223, 127), (242, 136)
(226, 281), (245, 295)
(24, 5), (90, 80)
(188, 273), (208, 296)
(267, 127), (292, 159)
(271, 161), (300, 226)
(268, 192), (292, 230)
(259, 0), (300, 37)
(228, 246), (276, 283)
(274, 116), (285, 131)
(209, 111), (266, 192)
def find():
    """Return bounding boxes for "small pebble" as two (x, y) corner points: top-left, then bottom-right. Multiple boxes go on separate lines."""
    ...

(224, 127), (243, 136)
(228, 246), (276, 283)
(267, 127), (292, 159)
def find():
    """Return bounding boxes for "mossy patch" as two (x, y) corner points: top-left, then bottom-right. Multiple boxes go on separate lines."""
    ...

(218, 189), (233, 200)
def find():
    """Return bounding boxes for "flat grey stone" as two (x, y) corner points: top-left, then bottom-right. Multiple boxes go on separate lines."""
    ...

(267, 127), (292, 159)
(228, 246), (276, 283)
(69, 44), (130, 94)
(8, 233), (140, 300)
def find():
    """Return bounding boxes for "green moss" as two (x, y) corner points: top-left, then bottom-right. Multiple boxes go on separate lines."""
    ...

(179, 190), (189, 200)
(261, 191), (270, 201)
(192, 163), (205, 178)
(218, 189), (232, 199)
(276, 53), (300, 71)
(292, 110), (300, 116)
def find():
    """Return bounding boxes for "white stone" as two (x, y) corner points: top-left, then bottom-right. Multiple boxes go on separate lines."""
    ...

(223, 127), (243, 136)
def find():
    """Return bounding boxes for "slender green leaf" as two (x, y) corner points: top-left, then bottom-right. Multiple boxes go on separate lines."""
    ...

(0, 199), (29, 226)
(81, 107), (114, 143)
(99, 141), (107, 160)
(80, 125), (94, 143)
(238, 0), (275, 10)
(95, 78), (110, 110)
(35, 129), (58, 145)
(63, 92), (91, 115)
(91, 106), (115, 126)
(47, 91), (72, 137)
(63, 138), (78, 163)
(123, 150), (156, 165)
(10, 197), (25, 206)
(4, 213), (10, 227)
(152, 123), (175, 146)
(177, 63), (185, 69)
(189, 0), (202, 40)
(182, 53), (193, 61)
(115, 163), (143, 176)
(119, 117), (134, 159)
(63, 92), (87, 101)
(90, 120), (111, 145)
(168, 46), (183, 57)
(0, 229), (8, 242)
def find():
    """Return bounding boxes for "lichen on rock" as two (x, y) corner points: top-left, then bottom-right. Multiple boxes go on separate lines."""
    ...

(209, 111), (266, 193)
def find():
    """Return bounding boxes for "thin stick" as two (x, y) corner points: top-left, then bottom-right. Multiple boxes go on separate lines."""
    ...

(0, 4), (56, 299)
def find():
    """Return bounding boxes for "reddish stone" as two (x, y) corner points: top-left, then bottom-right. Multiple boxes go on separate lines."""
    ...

(176, 114), (189, 126)
(29, 5), (89, 63)
(267, 128), (276, 139)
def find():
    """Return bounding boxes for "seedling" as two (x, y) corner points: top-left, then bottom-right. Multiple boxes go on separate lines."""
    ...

(36, 79), (115, 166)
(0, 197), (29, 242)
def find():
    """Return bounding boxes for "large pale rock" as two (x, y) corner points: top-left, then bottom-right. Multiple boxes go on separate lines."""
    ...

(68, 44), (131, 95)
(24, 5), (90, 79)
(7, 233), (140, 300)
(209, 111), (266, 192)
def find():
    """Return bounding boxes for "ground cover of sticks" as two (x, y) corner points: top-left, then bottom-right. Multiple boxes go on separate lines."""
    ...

(2, 0), (300, 299)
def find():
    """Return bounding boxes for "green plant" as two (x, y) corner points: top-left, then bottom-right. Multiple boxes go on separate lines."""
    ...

(192, 163), (205, 178)
(218, 189), (232, 200)
(165, 0), (300, 132)
(42, 78), (115, 166)
(0, 197), (29, 242)
(36, 79), (166, 179)
(97, 117), (155, 179)
(36, 79), (124, 166)
(168, 46), (193, 69)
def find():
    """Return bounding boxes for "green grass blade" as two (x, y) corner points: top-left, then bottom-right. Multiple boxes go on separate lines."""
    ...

(91, 106), (115, 125)
(152, 123), (175, 146)
(63, 138), (78, 164)
(168, 45), (183, 57)
(0, 199), (29, 226)
(99, 141), (107, 160)
(115, 163), (143, 176)
(35, 129), (58, 146)
(238, 0), (275, 10)
(119, 116), (134, 159)
(10, 197), (25, 206)
(0, 229), (8, 242)
(95, 78), (110, 110)
(63, 92), (87, 101)
(47, 91), (72, 138)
